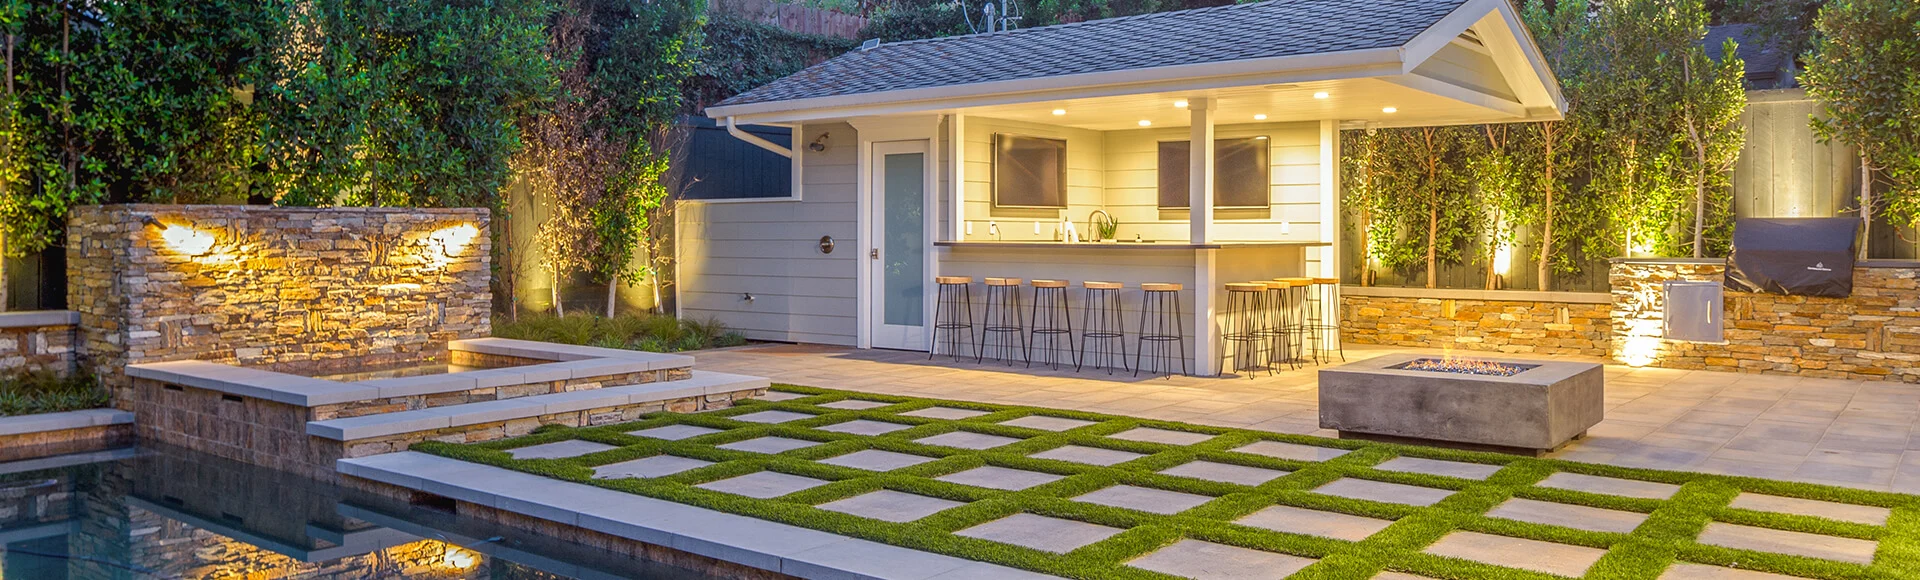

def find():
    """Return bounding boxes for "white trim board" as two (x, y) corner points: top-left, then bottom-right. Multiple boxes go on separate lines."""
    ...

(338, 452), (1063, 580)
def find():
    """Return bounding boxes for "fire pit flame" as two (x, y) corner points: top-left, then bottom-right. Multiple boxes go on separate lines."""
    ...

(1394, 355), (1532, 377)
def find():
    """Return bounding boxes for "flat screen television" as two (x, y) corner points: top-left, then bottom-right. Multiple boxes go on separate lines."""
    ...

(993, 134), (1068, 208)
(1157, 137), (1270, 208)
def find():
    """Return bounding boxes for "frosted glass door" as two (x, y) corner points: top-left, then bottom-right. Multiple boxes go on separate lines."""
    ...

(870, 141), (928, 350)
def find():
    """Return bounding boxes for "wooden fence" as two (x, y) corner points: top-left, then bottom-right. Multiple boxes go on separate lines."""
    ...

(710, 0), (867, 39)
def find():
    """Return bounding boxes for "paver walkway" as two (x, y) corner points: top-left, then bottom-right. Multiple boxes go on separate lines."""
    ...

(695, 343), (1920, 492)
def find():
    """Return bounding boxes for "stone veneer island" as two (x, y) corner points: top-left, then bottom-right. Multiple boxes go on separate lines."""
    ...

(1318, 353), (1604, 455)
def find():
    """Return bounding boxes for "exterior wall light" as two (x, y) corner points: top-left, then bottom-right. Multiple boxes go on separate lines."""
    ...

(146, 216), (216, 257)
(427, 223), (479, 267)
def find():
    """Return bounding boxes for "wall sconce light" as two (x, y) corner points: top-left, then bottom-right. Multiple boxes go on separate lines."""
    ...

(427, 223), (479, 267)
(809, 133), (830, 152)
(143, 216), (216, 256)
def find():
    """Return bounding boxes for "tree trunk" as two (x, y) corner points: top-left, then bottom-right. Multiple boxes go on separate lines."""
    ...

(605, 277), (617, 318)
(1426, 203), (1438, 289)
(551, 275), (565, 316)
(1538, 123), (1556, 292)
(1860, 157), (1872, 260)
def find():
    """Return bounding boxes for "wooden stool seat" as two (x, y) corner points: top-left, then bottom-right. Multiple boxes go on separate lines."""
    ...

(1141, 283), (1182, 292)
(1278, 277), (1314, 285)
(1031, 279), (1069, 289)
(1263, 280), (1292, 290)
(1083, 281), (1122, 290)
(1312, 277), (1339, 285)
(936, 276), (973, 285)
(1226, 282), (1267, 293)
(985, 277), (1022, 286)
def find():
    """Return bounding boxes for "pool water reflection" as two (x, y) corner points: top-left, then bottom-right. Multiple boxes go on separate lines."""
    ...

(0, 444), (720, 579)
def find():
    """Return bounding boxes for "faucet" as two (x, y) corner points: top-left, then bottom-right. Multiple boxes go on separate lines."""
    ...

(1087, 210), (1115, 242)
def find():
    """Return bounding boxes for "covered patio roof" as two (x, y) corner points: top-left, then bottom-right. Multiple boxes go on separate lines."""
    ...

(706, 0), (1565, 128)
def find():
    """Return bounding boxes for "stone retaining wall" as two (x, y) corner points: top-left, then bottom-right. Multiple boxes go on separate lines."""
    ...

(67, 204), (491, 402)
(1341, 292), (1610, 357)
(0, 311), (80, 375)
(0, 423), (133, 462)
(328, 367), (691, 419)
(1611, 259), (1920, 381)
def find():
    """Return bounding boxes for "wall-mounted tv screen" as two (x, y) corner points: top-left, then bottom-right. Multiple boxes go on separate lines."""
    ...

(1157, 137), (1270, 208)
(993, 134), (1068, 208)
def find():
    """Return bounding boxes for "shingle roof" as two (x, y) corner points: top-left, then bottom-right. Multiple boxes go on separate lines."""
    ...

(1703, 24), (1794, 89)
(717, 0), (1471, 107)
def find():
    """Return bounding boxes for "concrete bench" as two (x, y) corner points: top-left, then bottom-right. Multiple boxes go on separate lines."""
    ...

(306, 371), (770, 441)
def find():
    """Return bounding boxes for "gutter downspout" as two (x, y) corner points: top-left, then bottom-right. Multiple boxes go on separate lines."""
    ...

(726, 116), (792, 158)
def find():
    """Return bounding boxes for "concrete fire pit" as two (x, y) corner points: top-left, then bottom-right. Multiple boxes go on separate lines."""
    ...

(1318, 353), (1603, 454)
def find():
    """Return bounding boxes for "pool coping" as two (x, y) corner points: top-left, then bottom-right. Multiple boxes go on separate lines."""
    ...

(338, 451), (1063, 580)
(0, 408), (133, 437)
(126, 338), (696, 407)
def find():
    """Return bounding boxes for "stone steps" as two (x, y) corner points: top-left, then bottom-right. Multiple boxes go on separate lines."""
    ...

(306, 370), (769, 441)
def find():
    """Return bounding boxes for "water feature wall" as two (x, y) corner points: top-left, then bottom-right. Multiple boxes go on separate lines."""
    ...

(66, 204), (492, 404)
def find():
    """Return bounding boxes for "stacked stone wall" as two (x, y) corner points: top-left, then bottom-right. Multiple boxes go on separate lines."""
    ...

(0, 318), (79, 375)
(1341, 294), (1611, 357)
(1611, 260), (1920, 381)
(67, 204), (491, 405)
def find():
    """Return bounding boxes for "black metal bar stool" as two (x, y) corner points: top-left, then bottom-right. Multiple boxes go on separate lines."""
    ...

(1078, 281), (1128, 374)
(1310, 277), (1346, 363)
(1220, 282), (1271, 379)
(929, 276), (975, 361)
(1027, 279), (1075, 369)
(1254, 280), (1297, 371)
(1135, 282), (1188, 378)
(1276, 277), (1315, 366)
(978, 277), (1028, 365)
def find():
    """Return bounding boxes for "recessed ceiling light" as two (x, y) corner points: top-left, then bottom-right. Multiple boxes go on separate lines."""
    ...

(1313, 92), (1329, 99)
(1382, 106), (1398, 113)
(1173, 100), (1188, 108)
(1138, 120), (1152, 126)
(1254, 136), (1268, 140)
(1052, 108), (1066, 116)
(1253, 114), (1267, 120)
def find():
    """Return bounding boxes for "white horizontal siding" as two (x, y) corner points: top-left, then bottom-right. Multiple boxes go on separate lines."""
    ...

(679, 122), (860, 345)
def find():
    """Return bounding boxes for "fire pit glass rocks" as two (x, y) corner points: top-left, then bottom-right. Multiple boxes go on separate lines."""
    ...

(1318, 353), (1604, 455)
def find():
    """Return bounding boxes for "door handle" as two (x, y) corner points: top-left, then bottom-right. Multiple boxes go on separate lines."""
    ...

(870, 248), (879, 259)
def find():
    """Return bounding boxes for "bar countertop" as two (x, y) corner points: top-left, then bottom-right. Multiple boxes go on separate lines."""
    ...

(935, 240), (1331, 250)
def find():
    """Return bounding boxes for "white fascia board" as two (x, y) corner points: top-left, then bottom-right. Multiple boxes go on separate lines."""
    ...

(707, 46), (1404, 123)
(1379, 72), (1528, 119)
(1399, 0), (1565, 114)
(1484, 2), (1567, 112)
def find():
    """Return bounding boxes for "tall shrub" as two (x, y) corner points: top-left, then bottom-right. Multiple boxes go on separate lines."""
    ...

(1801, 0), (1920, 256)
(259, 0), (555, 207)
(1379, 127), (1477, 289)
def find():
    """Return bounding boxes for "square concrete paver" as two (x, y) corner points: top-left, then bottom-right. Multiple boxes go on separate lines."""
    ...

(1486, 498), (1649, 534)
(1159, 461), (1290, 486)
(1072, 485), (1213, 515)
(717, 436), (821, 454)
(1030, 445), (1147, 466)
(902, 407), (992, 420)
(819, 399), (894, 410)
(1536, 472), (1682, 500)
(817, 419), (913, 436)
(917, 431), (1023, 450)
(506, 440), (618, 460)
(1424, 531), (1608, 577)
(1374, 457), (1503, 480)
(1000, 415), (1098, 431)
(936, 466), (1066, 491)
(626, 424), (723, 441)
(820, 450), (937, 472)
(817, 490), (963, 522)
(1233, 441), (1350, 462)
(1314, 478), (1455, 507)
(1127, 539), (1316, 579)
(731, 410), (818, 424)
(954, 513), (1123, 554)
(1236, 505), (1394, 541)
(1728, 493), (1891, 526)
(695, 471), (829, 498)
(591, 455), (712, 479)
(1697, 522), (1878, 565)
(1109, 427), (1216, 446)
(1660, 563), (1806, 579)
(754, 391), (808, 402)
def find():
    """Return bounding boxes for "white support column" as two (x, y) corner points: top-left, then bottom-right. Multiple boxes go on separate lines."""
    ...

(1189, 97), (1217, 376)
(1189, 98), (1216, 244)
(1318, 120), (1341, 278)
(950, 113), (967, 242)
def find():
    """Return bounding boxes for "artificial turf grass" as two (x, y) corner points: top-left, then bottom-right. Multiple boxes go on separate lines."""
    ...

(411, 385), (1920, 580)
